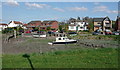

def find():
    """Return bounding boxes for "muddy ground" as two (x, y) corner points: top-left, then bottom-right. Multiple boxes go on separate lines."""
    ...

(2, 35), (119, 54)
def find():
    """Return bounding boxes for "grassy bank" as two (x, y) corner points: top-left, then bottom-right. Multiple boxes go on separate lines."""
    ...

(72, 35), (120, 41)
(3, 48), (118, 68)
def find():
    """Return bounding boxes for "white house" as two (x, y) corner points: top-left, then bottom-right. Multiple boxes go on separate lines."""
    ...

(8, 21), (23, 27)
(0, 23), (8, 31)
(68, 21), (88, 31)
(22, 24), (27, 29)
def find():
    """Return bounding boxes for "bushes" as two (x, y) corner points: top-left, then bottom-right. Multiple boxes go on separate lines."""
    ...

(2, 28), (14, 34)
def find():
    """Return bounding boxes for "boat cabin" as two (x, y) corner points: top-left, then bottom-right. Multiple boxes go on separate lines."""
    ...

(55, 37), (68, 42)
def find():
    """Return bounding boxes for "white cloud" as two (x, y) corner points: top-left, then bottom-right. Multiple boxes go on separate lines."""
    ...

(94, 6), (108, 12)
(106, 10), (118, 14)
(93, 5), (118, 14)
(6, 0), (19, 6)
(53, 8), (65, 12)
(69, 7), (88, 11)
(25, 2), (49, 9)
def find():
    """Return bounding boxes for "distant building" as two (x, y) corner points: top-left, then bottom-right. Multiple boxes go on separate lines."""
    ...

(115, 16), (120, 31)
(68, 18), (89, 31)
(22, 24), (28, 29)
(42, 20), (58, 30)
(26, 21), (42, 31)
(0, 23), (8, 31)
(8, 21), (23, 27)
(26, 20), (58, 31)
(93, 17), (112, 31)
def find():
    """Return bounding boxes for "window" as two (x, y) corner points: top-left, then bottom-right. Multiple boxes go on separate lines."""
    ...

(70, 26), (74, 29)
(80, 27), (83, 29)
(59, 38), (61, 40)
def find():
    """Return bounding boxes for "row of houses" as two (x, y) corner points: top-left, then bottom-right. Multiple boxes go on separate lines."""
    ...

(0, 16), (120, 32)
(68, 16), (120, 32)
(0, 20), (59, 32)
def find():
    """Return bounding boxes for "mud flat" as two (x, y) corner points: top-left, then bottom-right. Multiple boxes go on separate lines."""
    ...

(2, 35), (119, 54)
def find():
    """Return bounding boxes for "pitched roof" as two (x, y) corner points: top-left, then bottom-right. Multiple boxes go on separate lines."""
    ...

(23, 24), (28, 26)
(0, 23), (8, 26)
(9, 21), (23, 24)
(42, 20), (57, 24)
(93, 17), (110, 22)
(14, 21), (23, 24)
(28, 21), (41, 24)
(93, 18), (104, 22)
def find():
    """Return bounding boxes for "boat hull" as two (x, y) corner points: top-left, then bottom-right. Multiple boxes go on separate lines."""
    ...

(48, 40), (77, 45)
(33, 35), (46, 38)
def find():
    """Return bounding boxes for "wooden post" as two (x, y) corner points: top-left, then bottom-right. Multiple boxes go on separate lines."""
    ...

(14, 29), (17, 38)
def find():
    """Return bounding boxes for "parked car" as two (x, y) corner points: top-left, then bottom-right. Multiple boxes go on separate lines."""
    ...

(112, 32), (120, 35)
(92, 29), (103, 35)
(68, 32), (77, 36)
(25, 31), (31, 33)
(47, 31), (55, 34)
(105, 30), (112, 35)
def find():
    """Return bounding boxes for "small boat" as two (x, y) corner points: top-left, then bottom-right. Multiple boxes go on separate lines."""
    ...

(48, 37), (77, 45)
(33, 34), (47, 38)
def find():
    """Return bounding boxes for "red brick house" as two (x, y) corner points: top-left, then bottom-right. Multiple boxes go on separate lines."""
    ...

(26, 21), (42, 31)
(26, 20), (58, 31)
(42, 20), (58, 30)
(115, 16), (120, 31)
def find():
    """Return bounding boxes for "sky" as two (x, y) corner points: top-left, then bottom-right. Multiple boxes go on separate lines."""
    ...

(1, 1), (119, 24)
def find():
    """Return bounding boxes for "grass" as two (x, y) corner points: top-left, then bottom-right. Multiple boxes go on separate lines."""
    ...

(72, 34), (120, 41)
(2, 48), (118, 68)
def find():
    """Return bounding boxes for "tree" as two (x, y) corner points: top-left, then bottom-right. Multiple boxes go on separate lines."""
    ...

(88, 23), (94, 32)
(46, 27), (51, 31)
(59, 25), (63, 32)
(77, 17), (81, 20)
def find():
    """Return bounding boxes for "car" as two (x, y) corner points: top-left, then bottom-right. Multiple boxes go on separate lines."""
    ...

(92, 32), (101, 35)
(68, 32), (77, 36)
(92, 29), (103, 35)
(112, 32), (120, 35)
(105, 30), (112, 35)
(25, 31), (31, 33)
(47, 31), (55, 34)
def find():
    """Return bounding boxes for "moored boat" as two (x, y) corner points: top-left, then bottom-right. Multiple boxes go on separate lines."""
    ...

(33, 34), (47, 38)
(48, 37), (77, 45)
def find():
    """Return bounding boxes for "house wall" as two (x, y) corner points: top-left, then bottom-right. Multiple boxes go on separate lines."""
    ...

(8, 21), (22, 27)
(77, 22), (88, 31)
(118, 20), (120, 31)
(93, 22), (102, 31)
(68, 26), (76, 31)
(103, 20), (112, 31)
(51, 21), (58, 29)
(68, 22), (88, 31)
(0, 25), (8, 31)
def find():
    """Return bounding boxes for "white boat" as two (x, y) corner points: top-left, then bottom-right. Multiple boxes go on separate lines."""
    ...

(33, 34), (46, 38)
(48, 37), (77, 45)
